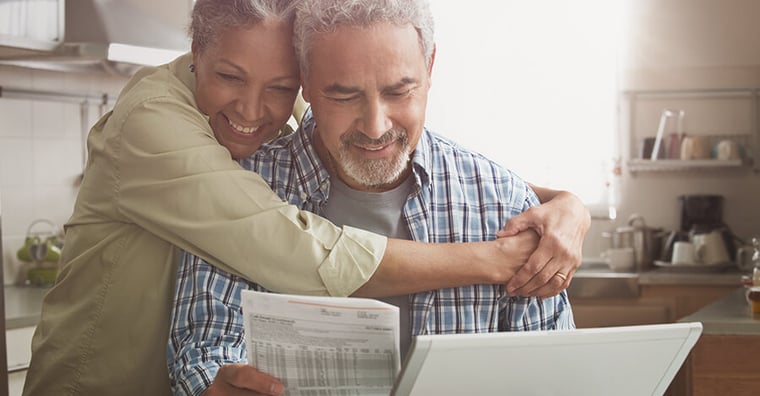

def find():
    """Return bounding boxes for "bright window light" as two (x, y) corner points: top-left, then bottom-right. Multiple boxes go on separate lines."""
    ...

(426, 1), (622, 217)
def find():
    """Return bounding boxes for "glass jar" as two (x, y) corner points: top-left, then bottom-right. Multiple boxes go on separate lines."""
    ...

(749, 287), (760, 315)
(753, 237), (760, 286)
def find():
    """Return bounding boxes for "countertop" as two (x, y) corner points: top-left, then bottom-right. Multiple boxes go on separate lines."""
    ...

(0, 266), (747, 331)
(4, 285), (49, 330)
(679, 287), (760, 335)
(638, 267), (744, 286)
(579, 259), (745, 286)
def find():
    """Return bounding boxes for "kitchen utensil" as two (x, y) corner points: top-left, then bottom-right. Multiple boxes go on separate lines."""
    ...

(16, 219), (63, 263)
(602, 214), (663, 272)
(680, 136), (710, 160)
(736, 245), (756, 272)
(650, 109), (678, 160)
(640, 137), (666, 159)
(715, 139), (740, 160)
(661, 230), (689, 262)
(666, 133), (683, 159)
(672, 241), (697, 265)
(654, 260), (732, 272)
(692, 230), (731, 266)
(679, 195), (724, 232)
(601, 247), (635, 272)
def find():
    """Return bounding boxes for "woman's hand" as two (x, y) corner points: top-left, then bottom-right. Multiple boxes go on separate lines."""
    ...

(203, 364), (285, 396)
(498, 190), (590, 298)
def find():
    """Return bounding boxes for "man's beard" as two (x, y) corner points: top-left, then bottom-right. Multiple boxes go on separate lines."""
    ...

(336, 128), (411, 189)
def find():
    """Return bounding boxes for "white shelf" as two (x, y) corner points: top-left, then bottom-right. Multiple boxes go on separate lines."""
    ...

(624, 88), (760, 174)
(627, 158), (750, 173)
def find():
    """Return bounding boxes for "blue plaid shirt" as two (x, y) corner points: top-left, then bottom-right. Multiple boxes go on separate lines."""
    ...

(167, 116), (575, 395)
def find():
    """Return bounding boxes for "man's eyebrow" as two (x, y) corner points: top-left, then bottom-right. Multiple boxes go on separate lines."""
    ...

(322, 77), (420, 95)
(385, 77), (418, 91)
(323, 83), (361, 95)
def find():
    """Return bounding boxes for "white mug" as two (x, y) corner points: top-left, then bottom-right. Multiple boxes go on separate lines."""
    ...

(715, 140), (739, 160)
(692, 231), (730, 266)
(602, 247), (635, 272)
(671, 241), (697, 265)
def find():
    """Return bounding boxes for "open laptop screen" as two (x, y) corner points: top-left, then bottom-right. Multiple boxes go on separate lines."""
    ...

(392, 322), (702, 396)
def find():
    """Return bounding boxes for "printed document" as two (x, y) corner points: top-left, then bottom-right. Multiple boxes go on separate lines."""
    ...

(241, 290), (400, 396)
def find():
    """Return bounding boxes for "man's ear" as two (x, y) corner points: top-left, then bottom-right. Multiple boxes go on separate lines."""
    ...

(301, 76), (312, 103)
(428, 44), (437, 76)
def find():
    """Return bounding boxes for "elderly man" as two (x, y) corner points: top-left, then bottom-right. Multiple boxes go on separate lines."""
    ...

(167, 0), (577, 395)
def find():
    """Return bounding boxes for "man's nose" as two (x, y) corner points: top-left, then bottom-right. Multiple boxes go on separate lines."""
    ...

(358, 100), (392, 139)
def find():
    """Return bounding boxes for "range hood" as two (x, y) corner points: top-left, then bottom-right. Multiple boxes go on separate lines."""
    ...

(0, 0), (192, 75)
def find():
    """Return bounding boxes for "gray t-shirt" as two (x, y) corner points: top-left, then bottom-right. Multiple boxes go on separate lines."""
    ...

(323, 175), (414, 359)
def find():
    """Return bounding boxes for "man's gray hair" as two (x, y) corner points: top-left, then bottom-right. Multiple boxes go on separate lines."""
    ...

(190, 0), (298, 52)
(293, 0), (435, 77)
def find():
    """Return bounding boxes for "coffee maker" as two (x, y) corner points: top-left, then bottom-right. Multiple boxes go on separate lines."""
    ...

(679, 194), (736, 261)
(679, 194), (724, 233)
(662, 195), (736, 262)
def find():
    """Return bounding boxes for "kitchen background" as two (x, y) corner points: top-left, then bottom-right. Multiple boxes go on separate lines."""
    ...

(1, 0), (760, 284)
(1, 0), (759, 395)
(586, 0), (760, 258)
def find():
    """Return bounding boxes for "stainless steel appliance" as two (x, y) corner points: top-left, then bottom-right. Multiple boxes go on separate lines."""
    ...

(603, 214), (664, 272)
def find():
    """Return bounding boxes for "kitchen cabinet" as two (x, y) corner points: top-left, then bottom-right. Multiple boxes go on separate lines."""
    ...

(685, 334), (760, 396)
(571, 285), (736, 328)
(624, 89), (760, 174)
(572, 283), (737, 328)
(678, 288), (760, 396)
(571, 296), (671, 328)
(0, 0), (64, 57)
(571, 272), (741, 396)
(5, 326), (34, 396)
(3, 286), (48, 396)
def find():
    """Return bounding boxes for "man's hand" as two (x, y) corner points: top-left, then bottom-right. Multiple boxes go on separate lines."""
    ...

(203, 364), (285, 396)
(498, 191), (590, 298)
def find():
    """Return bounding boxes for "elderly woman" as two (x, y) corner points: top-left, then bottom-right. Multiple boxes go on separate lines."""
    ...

(23, 1), (589, 395)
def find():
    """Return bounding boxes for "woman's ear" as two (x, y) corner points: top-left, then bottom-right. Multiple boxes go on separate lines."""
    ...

(191, 42), (200, 70)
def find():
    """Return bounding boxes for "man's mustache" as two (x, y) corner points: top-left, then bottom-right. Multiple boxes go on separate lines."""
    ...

(341, 128), (407, 147)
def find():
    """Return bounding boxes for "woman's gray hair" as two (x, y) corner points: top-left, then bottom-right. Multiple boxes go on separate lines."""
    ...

(190, 0), (298, 52)
(293, 0), (435, 77)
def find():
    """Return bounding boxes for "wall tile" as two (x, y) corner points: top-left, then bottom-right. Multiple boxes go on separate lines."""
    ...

(1, 65), (128, 285)
(33, 185), (77, 228)
(31, 101), (81, 139)
(0, 138), (34, 187)
(0, 98), (32, 138)
(2, 235), (28, 285)
(1, 188), (36, 238)
(30, 68), (68, 93)
(32, 138), (83, 186)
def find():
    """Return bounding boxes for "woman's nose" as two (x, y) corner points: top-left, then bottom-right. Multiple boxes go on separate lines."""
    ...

(235, 91), (264, 122)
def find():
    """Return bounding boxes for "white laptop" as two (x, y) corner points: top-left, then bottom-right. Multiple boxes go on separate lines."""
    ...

(391, 322), (702, 396)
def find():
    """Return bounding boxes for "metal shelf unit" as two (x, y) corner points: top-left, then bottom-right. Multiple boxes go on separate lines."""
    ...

(623, 89), (760, 174)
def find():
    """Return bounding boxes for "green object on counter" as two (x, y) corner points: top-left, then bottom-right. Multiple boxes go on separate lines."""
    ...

(27, 267), (58, 287)
(17, 235), (61, 263)
(16, 219), (63, 263)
